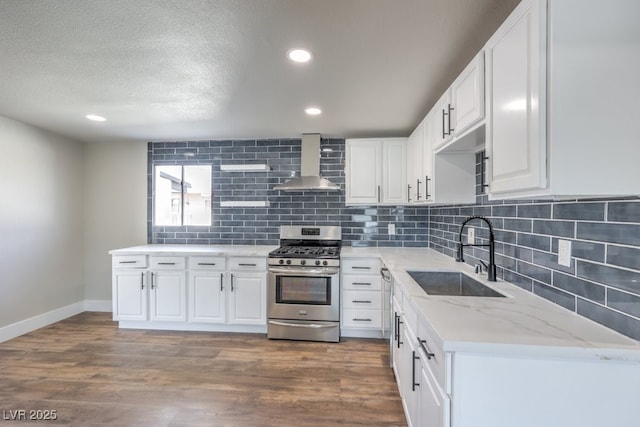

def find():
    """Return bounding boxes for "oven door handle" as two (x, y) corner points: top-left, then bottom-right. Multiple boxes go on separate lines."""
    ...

(268, 320), (337, 329)
(268, 267), (340, 276)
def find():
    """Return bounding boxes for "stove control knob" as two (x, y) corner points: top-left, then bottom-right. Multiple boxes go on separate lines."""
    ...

(286, 259), (291, 265)
(279, 259), (284, 265)
(300, 260), (306, 266)
(323, 261), (328, 266)
(315, 260), (321, 266)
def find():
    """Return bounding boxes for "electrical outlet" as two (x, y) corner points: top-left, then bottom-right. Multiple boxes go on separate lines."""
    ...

(467, 227), (475, 244)
(388, 223), (396, 235)
(558, 240), (572, 267)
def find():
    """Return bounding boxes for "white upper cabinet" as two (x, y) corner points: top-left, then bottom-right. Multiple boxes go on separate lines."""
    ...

(485, 0), (546, 195)
(431, 91), (453, 151)
(485, 0), (640, 199)
(346, 138), (407, 205)
(406, 118), (427, 203)
(404, 106), (475, 206)
(450, 52), (485, 138)
(432, 52), (486, 153)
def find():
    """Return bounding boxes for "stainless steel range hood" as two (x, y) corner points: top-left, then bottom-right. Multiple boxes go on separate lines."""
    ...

(273, 133), (340, 192)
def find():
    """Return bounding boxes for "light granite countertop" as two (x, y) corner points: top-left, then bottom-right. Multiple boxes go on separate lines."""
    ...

(109, 244), (278, 257)
(342, 246), (640, 362)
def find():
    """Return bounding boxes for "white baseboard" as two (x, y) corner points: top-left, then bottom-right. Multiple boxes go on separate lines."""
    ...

(0, 299), (113, 343)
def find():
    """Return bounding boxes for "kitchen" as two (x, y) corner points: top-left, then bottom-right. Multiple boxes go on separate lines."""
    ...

(1, 0), (640, 426)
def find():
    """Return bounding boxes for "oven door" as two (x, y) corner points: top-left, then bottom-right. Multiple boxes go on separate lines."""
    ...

(268, 266), (340, 322)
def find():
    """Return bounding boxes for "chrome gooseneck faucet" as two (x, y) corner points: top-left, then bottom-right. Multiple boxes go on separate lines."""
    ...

(456, 215), (497, 281)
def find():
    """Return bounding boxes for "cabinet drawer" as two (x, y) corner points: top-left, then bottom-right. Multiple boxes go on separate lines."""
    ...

(189, 256), (226, 270)
(417, 309), (447, 389)
(112, 255), (147, 269)
(228, 257), (267, 271)
(150, 256), (186, 270)
(343, 290), (382, 310)
(342, 258), (382, 274)
(342, 309), (382, 329)
(342, 275), (382, 291)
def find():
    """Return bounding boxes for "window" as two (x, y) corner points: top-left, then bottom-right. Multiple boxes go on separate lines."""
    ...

(154, 165), (212, 226)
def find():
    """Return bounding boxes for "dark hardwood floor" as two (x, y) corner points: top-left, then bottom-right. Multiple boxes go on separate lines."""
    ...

(0, 313), (406, 426)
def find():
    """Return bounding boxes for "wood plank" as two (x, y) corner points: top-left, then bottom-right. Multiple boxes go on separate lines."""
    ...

(0, 312), (406, 426)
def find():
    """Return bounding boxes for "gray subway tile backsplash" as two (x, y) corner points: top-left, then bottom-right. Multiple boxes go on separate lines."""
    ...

(552, 272), (606, 305)
(607, 201), (640, 223)
(430, 150), (640, 340)
(148, 138), (428, 248)
(147, 141), (640, 341)
(577, 299), (640, 341)
(576, 222), (640, 246)
(606, 245), (640, 271)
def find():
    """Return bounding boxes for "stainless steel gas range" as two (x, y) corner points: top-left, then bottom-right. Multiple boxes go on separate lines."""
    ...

(267, 225), (341, 342)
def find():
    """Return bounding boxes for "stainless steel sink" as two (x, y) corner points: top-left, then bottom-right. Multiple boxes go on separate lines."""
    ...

(406, 270), (506, 297)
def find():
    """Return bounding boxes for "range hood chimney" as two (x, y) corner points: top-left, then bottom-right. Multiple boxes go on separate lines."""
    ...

(273, 133), (340, 192)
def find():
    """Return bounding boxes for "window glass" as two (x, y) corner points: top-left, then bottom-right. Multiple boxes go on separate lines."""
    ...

(154, 165), (211, 226)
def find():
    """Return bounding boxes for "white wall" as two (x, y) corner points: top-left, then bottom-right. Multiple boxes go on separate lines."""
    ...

(0, 116), (85, 327)
(83, 141), (147, 302)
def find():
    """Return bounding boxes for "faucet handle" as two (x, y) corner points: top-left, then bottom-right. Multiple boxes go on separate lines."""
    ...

(455, 243), (464, 262)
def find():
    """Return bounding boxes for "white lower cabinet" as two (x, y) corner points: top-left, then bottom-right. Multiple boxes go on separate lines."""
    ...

(113, 255), (187, 322)
(112, 269), (147, 321)
(188, 256), (226, 323)
(228, 270), (266, 325)
(149, 270), (186, 322)
(340, 257), (388, 338)
(419, 359), (449, 427)
(112, 253), (267, 333)
(392, 280), (639, 427)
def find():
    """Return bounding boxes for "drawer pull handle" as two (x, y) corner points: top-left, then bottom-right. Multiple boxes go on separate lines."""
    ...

(418, 337), (435, 360)
(352, 282), (371, 286)
(198, 262), (217, 266)
(150, 272), (155, 290)
(119, 261), (138, 264)
(140, 272), (144, 290)
(239, 263), (257, 267)
(412, 351), (420, 391)
(352, 300), (372, 304)
(352, 266), (371, 270)
(353, 318), (372, 322)
(158, 262), (176, 265)
(220, 273), (224, 292)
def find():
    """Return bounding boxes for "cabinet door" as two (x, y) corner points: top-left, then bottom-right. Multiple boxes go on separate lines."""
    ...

(420, 364), (450, 427)
(406, 124), (423, 203)
(345, 140), (382, 204)
(432, 90), (453, 150)
(113, 270), (147, 321)
(401, 324), (421, 427)
(150, 271), (187, 322)
(228, 272), (266, 325)
(381, 139), (407, 204)
(391, 296), (403, 386)
(188, 271), (225, 323)
(451, 51), (485, 136)
(485, 0), (546, 195)
(423, 110), (436, 201)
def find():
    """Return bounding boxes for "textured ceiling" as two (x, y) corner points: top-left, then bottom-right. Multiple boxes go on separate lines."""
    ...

(0, 0), (519, 143)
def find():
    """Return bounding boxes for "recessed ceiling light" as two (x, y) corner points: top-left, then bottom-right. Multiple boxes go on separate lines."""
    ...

(287, 48), (312, 63)
(305, 107), (322, 116)
(85, 114), (106, 122)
